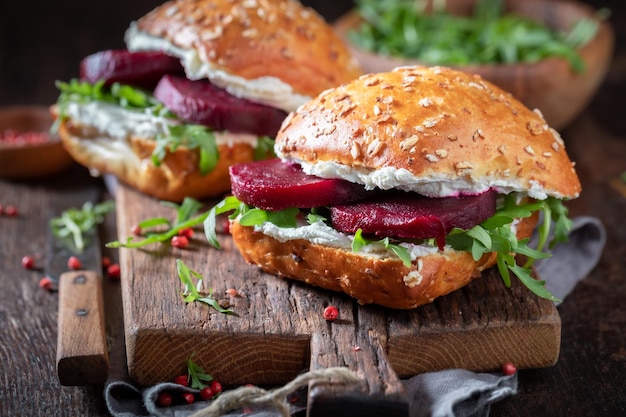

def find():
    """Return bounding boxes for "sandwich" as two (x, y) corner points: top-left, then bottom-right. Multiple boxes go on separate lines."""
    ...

(52, 0), (362, 202)
(206, 65), (581, 309)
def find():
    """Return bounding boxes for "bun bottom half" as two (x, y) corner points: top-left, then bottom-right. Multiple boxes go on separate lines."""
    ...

(230, 215), (538, 309)
(58, 120), (255, 202)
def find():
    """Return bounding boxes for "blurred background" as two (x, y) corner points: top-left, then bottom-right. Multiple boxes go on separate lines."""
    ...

(0, 0), (622, 130)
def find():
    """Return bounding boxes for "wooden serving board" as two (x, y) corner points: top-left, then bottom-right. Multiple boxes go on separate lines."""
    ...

(115, 183), (560, 416)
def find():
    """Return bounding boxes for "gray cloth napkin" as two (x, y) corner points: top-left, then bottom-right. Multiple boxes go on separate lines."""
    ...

(105, 216), (606, 417)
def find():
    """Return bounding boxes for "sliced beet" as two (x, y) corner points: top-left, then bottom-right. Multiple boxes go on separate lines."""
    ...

(330, 190), (497, 249)
(229, 158), (370, 210)
(79, 49), (184, 90)
(153, 75), (287, 137)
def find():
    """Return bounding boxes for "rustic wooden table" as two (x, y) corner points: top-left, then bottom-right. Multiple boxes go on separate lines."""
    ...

(1, 0), (624, 416)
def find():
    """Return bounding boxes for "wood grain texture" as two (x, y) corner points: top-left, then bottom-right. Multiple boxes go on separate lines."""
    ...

(56, 270), (109, 386)
(115, 181), (560, 414)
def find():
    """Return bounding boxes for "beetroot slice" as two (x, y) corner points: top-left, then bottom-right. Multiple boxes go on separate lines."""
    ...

(153, 75), (287, 137)
(229, 158), (370, 210)
(330, 190), (497, 249)
(79, 49), (184, 90)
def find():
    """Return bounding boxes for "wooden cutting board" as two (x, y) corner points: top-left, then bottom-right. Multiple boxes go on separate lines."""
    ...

(115, 183), (560, 416)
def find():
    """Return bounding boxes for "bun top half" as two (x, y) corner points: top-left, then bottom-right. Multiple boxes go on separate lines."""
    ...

(275, 65), (581, 200)
(125, 0), (362, 112)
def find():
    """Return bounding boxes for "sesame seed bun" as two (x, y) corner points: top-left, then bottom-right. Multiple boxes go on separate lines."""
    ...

(126, 0), (362, 112)
(275, 65), (581, 199)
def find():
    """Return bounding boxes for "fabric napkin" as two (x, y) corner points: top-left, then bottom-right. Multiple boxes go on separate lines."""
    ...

(104, 216), (606, 417)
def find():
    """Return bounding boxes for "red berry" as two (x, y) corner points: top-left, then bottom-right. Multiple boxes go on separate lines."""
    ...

(107, 264), (121, 279)
(199, 386), (214, 400)
(21, 255), (35, 269)
(171, 235), (189, 248)
(323, 305), (339, 322)
(502, 362), (517, 376)
(102, 256), (112, 268)
(181, 392), (195, 404)
(156, 391), (173, 407)
(4, 205), (17, 216)
(210, 380), (223, 395)
(174, 375), (188, 386)
(67, 256), (82, 270)
(39, 277), (53, 291)
(178, 228), (194, 238)
(131, 224), (142, 236)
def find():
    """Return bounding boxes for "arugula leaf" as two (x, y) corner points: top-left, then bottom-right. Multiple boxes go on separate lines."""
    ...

(203, 196), (299, 248)
(447, 196), (572, 301)
(186, 353), (214, 389)
(107, 197), (208, 248)
(254, 136), (276, 160)
(351, 229), (412, 267)
(177, 259), (233, 314)
(50, 200), (115, 251)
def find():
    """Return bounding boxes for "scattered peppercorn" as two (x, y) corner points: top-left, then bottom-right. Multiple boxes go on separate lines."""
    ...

(39, 277), (53, 291)
(21, 255), (35, 270)
(4, 205), (17, 217)
(210, 380), (223, 396)
(131, 224), (142, 236)
(178, 228), (194, 238)
(323, 305), (339, 322)
(107, 264), (121, 279)
(102, 256), (112, 269)
(225, 288), (238, 298)
(181, 392), (195, 405)
(67, 256), (82, 270)
(156, 391), (173, 407)
(171, 235), (189, 249)
(174, 375), (189, 387)
(199, 386), (214, 400)
(502, 362), (517, 376)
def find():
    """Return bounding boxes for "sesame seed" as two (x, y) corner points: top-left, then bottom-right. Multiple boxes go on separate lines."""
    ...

(447, 135), (458, 141)
(454, 161), (474, 175)
(435, 149), (448, 158)
(497, 145), (507, 154)
(373, 104), (381, 116)
(400, 135), (419, 151)
(524, 145), (535, 156)
(364, 77), (380, 87)
(473, 129), (484, 141)
(367, 139), (384, 157)
(552, 142), (560, 152)
(425, 154), (438, 162)
(419, 98), (433, 107)
(527, 121), (545, 135)
(423, 118), (438, 128)
(351, 143), (361, 159)
(536, 161), (546, 170)
(542, 151), (553, 157)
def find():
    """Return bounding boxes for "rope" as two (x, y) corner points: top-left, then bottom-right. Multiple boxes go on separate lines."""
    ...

(189, 367), (359, 417)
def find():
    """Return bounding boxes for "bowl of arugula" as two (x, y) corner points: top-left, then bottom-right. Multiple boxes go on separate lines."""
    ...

(334, 0), (614, 129)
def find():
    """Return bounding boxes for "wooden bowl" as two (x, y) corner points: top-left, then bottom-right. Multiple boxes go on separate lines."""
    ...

(334, 0), (614, 129)
(0, 106), (74, 179)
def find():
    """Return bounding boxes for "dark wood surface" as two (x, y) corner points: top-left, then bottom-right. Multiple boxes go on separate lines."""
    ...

(1, 1), (624, 416)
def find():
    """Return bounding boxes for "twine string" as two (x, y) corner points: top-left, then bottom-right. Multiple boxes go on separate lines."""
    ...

(189, 367), (359, 417)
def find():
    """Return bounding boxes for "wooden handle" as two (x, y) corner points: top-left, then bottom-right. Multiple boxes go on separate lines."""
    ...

(307, 305), (409, 417)
(56, 270), (109, 386)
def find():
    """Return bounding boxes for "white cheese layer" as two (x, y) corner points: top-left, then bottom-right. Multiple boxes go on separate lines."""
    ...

(255, 219), (439, 261)
(283, 158), (546, 200)
(64, 101), (259, 148)
(124, 23), (310, 113)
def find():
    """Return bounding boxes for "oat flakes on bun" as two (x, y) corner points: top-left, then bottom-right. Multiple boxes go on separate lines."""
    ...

(206, 65), (581, 309)
(53, 0), (362, 202)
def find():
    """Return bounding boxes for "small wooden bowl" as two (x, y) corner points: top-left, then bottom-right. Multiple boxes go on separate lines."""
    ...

(334, 0), (614, 129)
(0, 106), (74, 179)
